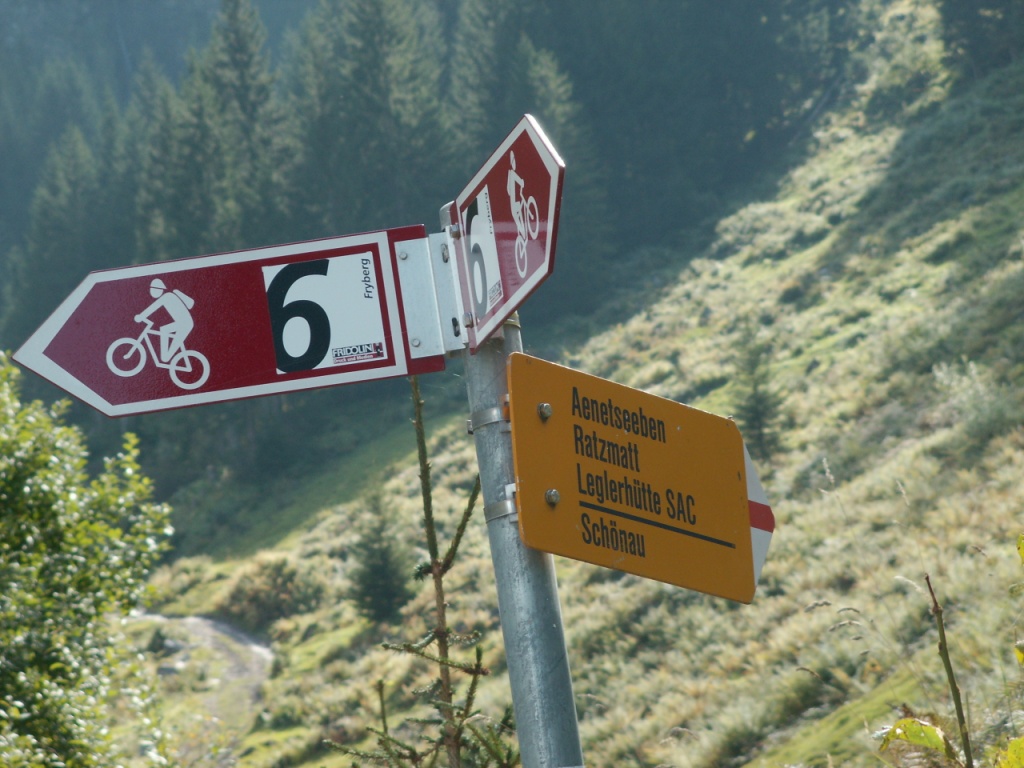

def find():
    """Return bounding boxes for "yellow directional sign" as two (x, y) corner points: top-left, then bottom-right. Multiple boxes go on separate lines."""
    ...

(507, 353), (756, 603)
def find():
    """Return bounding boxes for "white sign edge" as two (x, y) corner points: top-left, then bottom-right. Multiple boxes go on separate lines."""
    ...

(744, 443), (775, 585)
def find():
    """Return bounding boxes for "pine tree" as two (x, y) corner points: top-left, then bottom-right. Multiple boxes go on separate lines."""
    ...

(137, 0), (286, 259)
(0, 57), (101, 257)
(132, 54), (184, 263)
(281, 0), (352, 237)
(445, 0), (512, 165)
(201, 0), (289, 247)
(167, 56), (230, 255)
(508, 35), (612, 323)
(0, 55), (107, 347)
(204, 0), (275, 133)
(444, 0), (610, 322)
(733, 321), (784, 465)
(287, 0), (447, 234)
(349, 489), (415, 624)
(1, 127), (100, 347)
(90, 96), (138, 269)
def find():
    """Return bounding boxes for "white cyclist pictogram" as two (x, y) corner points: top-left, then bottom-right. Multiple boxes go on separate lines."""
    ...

(105, 278), (210, 390)
(507, 150), (540, 277)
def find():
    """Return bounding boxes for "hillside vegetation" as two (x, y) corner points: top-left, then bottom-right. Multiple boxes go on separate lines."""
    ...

(4, 0), (1024, 765)
(134, 1), (1024, 766)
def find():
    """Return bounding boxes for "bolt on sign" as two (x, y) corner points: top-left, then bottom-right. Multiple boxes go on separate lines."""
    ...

(508, 352), (760, 603)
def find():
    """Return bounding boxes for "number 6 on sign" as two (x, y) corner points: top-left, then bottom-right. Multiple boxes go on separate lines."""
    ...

(464, 188), (503, 323)
(266, 260), (332, 372)
(261, 252), (389, 375)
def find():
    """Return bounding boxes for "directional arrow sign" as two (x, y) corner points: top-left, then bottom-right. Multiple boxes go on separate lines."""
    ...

(14, 226), (448, 416)
(448, 114), (565, 351)
(508, 353), (773, 603)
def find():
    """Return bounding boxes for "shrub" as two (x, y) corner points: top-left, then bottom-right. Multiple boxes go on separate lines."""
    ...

(215, 554), (327, 635)
(933, 358), (1019, 448)
(0, 355), (172, 766)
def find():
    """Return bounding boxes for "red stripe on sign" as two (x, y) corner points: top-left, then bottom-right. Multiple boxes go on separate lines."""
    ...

(749, 500), (775, 532)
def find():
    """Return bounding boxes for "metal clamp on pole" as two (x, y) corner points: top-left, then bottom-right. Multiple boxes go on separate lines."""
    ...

(484, 499), (518, 523)
(484, 482), (519, 523)
(467, 398), (511, 435)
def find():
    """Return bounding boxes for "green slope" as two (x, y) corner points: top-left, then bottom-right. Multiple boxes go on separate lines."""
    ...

(143, 1), (1024, 766)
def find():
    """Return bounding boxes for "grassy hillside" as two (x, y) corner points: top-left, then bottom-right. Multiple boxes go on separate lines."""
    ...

(140, 1), (1024, 766)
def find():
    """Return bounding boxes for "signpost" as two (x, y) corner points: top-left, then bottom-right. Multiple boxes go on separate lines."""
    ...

(457, 306), (585, 768)
(13, 112), (773, 768)
(508, 352), (770, 604)
(14, 226), (454, 416)
(449, 114), (565, 351)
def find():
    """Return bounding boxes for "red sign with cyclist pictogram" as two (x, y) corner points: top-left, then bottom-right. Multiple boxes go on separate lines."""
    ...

(13, 227), (447, 416)
(451, 114), (565, 351)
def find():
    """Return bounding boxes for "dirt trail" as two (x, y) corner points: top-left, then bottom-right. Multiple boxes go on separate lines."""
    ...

(176, 615), (274, 701)
(130, 613), (275, 760)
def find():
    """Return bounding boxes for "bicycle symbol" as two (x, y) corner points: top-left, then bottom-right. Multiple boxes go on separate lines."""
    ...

(508, 151), (540, 277)
(106, 319), (210, 390)
(105, 278), (210, 390)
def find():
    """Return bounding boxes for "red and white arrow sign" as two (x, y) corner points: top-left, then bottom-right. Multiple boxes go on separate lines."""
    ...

(449, 114), (565, 351)
(14, 226), (447, 416)
(744, 445), (776, 586)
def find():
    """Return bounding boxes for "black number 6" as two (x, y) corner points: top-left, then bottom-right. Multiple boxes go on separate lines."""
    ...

(465, 198), (489, 320)
(267, 259), (331, 372)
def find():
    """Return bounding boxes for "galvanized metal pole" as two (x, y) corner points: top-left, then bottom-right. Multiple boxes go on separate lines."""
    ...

(462, 314), (585, 768)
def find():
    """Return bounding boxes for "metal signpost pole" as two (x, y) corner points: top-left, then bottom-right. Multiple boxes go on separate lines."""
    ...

(462, 314), (584, 768)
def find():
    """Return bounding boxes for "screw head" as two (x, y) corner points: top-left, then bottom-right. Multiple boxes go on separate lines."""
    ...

(545, 489), (560, 506)
(410, 338), (421, 348)
(398, 250), (408, 260)
(537, 402), (553, 421)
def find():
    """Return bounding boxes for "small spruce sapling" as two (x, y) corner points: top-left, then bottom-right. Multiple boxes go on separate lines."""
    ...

(326, 376), (519, 767)
(350, 488), (416, 625)
(733, 319), (784, 464)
